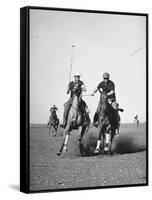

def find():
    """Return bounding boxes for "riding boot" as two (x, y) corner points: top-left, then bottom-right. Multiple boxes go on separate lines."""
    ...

(93, 112), (99, 127)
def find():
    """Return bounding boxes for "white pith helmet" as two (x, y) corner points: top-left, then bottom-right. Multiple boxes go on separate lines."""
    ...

(74, 72), (81, 77)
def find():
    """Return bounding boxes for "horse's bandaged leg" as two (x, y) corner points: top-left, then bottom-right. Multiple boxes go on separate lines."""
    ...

(105, 133), (111, 144)
(64, 135), (69, 146)
(96, 140), (101, 150)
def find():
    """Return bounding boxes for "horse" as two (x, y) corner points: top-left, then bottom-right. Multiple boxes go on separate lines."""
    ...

(48, 110), (59, 136)
(57, 86), (90, 156)
(94, 91), (119, 155)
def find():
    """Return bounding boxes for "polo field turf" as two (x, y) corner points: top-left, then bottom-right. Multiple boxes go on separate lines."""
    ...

(30, 123), (147, 191)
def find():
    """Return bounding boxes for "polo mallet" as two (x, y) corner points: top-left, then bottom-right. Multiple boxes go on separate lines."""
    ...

(82, 94), (93, 97)
(68, 44), (76, 83)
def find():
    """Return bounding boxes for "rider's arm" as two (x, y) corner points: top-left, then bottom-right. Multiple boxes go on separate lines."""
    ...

(67, 82), (72, 94)
(92, 82), (103, 96)
(66, 86), (70, 94)
(107, 90), (114, 96)
(107, 82), (115, 96)
(92, 88), (98, 96)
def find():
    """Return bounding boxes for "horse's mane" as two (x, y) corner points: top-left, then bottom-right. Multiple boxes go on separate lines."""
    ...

(98, 92), (117, 127)
(98, 92), (109, 113)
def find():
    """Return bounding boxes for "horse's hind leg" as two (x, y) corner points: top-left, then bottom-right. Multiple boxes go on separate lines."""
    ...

(78, 126), (83, 142)
(48, 126), (51, 134)
(53, 126), (57, 136)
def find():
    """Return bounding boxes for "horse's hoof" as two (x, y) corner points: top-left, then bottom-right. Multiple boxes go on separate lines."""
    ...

(63, 146), (68, 153)
(94, 149), (100, 154)
(57, 152), (61, 156)
(104, 146), (109, 152)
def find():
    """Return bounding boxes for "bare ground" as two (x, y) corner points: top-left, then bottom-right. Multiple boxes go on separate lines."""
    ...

(30, 124), (147, 191)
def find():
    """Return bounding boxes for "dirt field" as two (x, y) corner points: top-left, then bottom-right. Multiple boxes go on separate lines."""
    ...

(30, 124), (147, 191)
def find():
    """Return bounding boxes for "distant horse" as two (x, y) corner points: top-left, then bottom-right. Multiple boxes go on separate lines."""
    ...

(48, 110), (59, 136)
(57, 86), (90, 155)
(94, 91), (120, 155)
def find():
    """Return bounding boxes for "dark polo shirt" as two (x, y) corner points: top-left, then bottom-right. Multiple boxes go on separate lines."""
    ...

(97, 80), (116, 100)
(68, 80), (84, 97)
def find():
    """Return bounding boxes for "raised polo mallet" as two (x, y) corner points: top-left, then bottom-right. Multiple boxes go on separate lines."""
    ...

(68, 44), (76, 83)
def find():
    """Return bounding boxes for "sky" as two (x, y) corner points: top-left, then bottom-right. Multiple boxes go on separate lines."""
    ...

(30, 9), (146, 124)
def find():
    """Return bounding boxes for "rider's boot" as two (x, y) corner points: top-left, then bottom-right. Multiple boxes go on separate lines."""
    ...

(92, 112), (98, 127)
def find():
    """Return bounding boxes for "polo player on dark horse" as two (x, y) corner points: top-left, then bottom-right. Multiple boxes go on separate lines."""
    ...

(92, 72), (124, 153)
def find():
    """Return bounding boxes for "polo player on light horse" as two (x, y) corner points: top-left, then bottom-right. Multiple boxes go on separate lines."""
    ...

(58, 73), (90, 155)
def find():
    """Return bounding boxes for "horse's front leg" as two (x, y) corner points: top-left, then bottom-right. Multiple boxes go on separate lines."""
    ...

(57, 125), (71, 155)
(94, 125), (104, 154)
(53, 125), (57, 137)
(104, 132), (111, 153)
(78, 123), (90, 141)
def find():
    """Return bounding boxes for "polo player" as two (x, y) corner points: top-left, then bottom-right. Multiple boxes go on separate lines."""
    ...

(60, 73), (89, 128)
(92, 72), (123, 134)
(50, 105), (58, 112)
(49, 105), (58, 121)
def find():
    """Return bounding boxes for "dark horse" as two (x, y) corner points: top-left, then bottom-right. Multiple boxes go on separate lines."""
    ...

(57, 86), (90, 155)
(48, 109), (59, 136)
(94, 91), (120, 155)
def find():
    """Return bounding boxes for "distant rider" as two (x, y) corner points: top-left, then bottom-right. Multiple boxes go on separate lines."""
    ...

(50, 105), (58, 113)
(48, 105), (58, 123)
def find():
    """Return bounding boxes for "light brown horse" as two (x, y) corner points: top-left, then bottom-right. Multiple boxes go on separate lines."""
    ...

(57, 87), (90, 155)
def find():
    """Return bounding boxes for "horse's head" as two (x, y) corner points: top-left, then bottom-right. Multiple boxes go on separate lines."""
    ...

(100, 91), (108, 102)
(98, 91), (109, 113)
